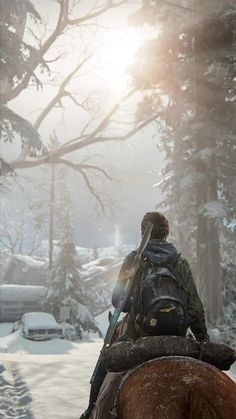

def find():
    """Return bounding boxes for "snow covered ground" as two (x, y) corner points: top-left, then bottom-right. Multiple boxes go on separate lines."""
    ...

(0, 321), (235, 419)
(0, 313), (110, 419)
(0, 328), (102, 419)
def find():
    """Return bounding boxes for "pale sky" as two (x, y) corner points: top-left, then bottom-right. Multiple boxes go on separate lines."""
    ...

(2, 0), (164, 248)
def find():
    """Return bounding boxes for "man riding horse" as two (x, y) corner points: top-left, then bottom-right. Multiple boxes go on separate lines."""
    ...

(80, 212), (209, 419)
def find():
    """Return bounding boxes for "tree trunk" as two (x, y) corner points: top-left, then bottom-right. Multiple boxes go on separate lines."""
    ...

(193, 5), (222, 324)
(48, 164), (55, 270)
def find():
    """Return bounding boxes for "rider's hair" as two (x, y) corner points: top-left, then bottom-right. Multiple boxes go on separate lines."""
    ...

(141, 212), (169, 239)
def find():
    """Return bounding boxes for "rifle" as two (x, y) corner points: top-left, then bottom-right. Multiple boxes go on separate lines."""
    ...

(90, 221), (153, 384)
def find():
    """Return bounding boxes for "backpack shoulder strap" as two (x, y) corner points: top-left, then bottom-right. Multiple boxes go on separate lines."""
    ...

(168, 252), (181, 268)
(167, 253), (190, 296)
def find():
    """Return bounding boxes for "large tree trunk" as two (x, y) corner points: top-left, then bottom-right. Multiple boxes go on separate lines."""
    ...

(193, 3), (222, 324)
(194, 130), (222, 323)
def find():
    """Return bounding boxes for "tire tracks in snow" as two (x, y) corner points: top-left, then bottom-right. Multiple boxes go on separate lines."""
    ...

(0, 362), (34, 419)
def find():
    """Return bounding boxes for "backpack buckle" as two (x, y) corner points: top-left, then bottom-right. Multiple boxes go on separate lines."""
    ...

(159, 306), (175, 313)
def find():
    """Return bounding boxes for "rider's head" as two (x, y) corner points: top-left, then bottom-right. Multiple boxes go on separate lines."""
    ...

(141, 212), (169, 240)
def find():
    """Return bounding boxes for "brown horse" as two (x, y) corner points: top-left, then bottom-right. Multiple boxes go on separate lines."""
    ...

(91, 357), (236, 419)
(117, 357), (236, 419)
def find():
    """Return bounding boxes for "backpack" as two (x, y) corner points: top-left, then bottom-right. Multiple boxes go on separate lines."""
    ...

(133, 256), (189, 336)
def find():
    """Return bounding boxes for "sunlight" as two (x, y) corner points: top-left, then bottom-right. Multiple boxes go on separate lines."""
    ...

(98, 26), (153, 96)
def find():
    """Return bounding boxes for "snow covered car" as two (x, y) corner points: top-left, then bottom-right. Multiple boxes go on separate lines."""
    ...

(21, 312), (63, 341)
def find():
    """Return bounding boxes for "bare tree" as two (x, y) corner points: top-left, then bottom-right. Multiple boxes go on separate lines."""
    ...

(0, 0), (128, 104)
(0, 202), (46, 255)
(1, 0), (157, 213)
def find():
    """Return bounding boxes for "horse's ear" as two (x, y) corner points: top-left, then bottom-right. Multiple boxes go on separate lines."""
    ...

(108, 311), (112, 323)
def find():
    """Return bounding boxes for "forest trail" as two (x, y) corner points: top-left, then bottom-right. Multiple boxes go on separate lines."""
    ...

(0, 362), (34, 419)
(0, 340), (102, 419)
(0, 340), (235, 419)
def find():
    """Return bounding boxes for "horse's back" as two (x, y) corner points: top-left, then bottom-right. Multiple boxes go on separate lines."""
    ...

(117, 357), (236, 419)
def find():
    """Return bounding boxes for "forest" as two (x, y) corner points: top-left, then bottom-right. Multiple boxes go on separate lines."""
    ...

(0, 0), (235, 345)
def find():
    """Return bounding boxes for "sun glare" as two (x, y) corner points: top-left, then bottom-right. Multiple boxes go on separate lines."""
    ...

(99, 26), (153, 96)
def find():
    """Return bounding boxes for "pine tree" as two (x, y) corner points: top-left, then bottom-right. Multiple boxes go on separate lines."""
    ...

(131, 1), (236, 324)
(0, 0), (47, 173)
(46, 189), (100, 335)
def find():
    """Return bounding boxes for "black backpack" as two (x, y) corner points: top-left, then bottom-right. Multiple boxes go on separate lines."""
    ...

(133, 256), (189, 336)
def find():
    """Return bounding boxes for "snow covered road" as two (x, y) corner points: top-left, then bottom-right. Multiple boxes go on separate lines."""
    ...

(0, 339), (102, 419)
(0, 362), (34, 419)
(0, 334), (235, 419)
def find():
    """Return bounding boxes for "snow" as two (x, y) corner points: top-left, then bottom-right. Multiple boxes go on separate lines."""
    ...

(228, 219), (236, 231)
(74, 245), (133, 264)
(0, 284), (47, 302)
(225, 94), (236, 102)
(76, 303), (96, 325)
(80, 264), (107, 277)
(79, 256), (123, 279)
(65, 276), (73, 290)
(98, 246), (133, 258)
(22, 312), (61, 330)
(82, 257), (116, 270)
(194, 148), (216, 161)
(179, 172), (206, 190)
(0, 322), (13, 337)
(198, 200), (227, 219)
(0, 324), (102, 418)
(95, 309), (111, 336)
(0, 323), (235, 419)
(0, 245), (235, 417)
(0, 329), (78, 355)
(204, 64), (215, 75)
(14, 255), (46, 268)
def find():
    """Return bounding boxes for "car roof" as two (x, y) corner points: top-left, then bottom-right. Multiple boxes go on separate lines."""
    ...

(22, 312), (60, 328)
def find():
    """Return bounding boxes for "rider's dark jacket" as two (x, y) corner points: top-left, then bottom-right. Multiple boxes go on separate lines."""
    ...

(112, 239), (208, 342)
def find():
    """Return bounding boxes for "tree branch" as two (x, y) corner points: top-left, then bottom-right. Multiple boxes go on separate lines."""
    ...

(0, 1), (67, 104)
(34, 54), (92, 130)
(77, 168), (106, 213)
(51, 110), (158, 159)
(12, 107), (158, 170)
(161, 0), (199, 14)
(66, 0), (128, 25)
(56, 159), (110, 214)
(53, 88), (136, 156)
(1, 0), (128, 104)
(57, 158), (113, 180)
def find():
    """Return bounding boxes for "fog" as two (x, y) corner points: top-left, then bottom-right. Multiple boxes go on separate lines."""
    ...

(3, 127), (163, 248)
(1, 0), (163, 249)
(1, 1), (235, 399)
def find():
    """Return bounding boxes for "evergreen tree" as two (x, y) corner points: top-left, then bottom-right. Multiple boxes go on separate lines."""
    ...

(131, 1), (236, 324)
(0, 0), (47, 174)
(46, 190), (100, 335)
